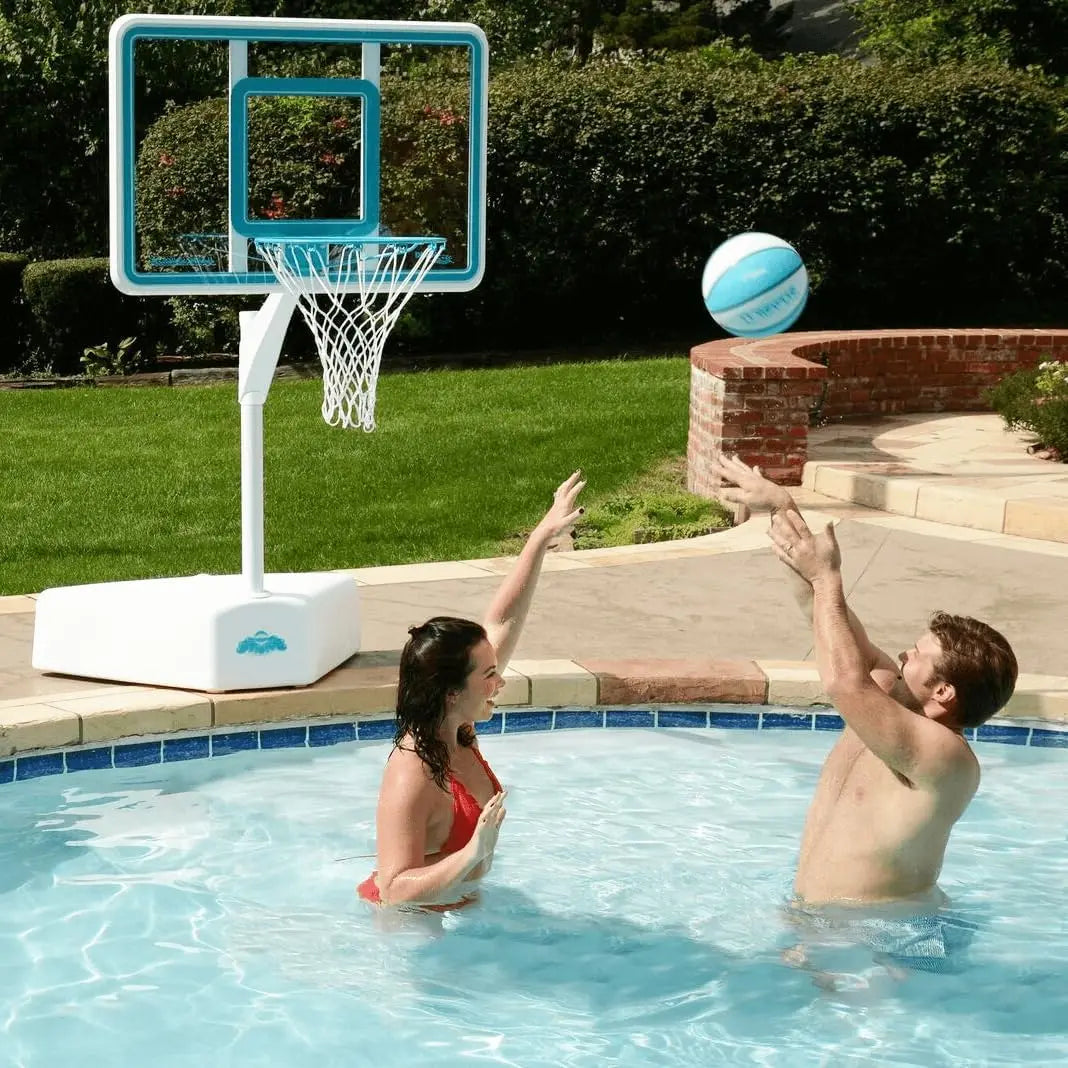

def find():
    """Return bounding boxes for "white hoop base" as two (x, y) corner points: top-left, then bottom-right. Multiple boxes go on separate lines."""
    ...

(32, 572), (361, 692)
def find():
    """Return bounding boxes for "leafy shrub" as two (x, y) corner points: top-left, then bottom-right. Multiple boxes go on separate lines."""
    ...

(854, 0), (1068, 78)
(986, 359), (1068, 457)
(81, 336), (148, 378)
(21, 259), (165, 375)
(475, 51), (1068, 345)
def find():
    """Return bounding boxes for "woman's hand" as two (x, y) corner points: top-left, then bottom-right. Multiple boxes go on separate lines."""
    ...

(534, 470), (587, 543)
(469, 791), (507, 863)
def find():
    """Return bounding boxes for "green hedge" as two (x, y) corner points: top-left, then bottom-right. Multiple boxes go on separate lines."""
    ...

(0, 252), (30, 373)
(21, 259), (166, 375)
(136, 49), (1068, 353)
(473, 52), (1068, 343)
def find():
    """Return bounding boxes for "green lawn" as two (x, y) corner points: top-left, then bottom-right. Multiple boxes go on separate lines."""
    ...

(0, 357), (700, 595)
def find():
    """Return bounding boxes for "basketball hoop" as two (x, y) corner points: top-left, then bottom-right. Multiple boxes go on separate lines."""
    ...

(254, 236), (445, 431)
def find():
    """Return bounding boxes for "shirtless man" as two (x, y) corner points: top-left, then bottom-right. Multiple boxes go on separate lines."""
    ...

(712, 456), (1016, 965)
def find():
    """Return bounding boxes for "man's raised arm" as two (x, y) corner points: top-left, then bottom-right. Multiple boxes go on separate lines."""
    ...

(709, 454), (898, 685)
(766, 510), (961, 785)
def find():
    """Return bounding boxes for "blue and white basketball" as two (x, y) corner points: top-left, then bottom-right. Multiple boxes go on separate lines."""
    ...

(701, 232), (808, 338)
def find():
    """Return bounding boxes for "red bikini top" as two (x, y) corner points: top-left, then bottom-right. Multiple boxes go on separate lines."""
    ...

(439, 746), (502, 855)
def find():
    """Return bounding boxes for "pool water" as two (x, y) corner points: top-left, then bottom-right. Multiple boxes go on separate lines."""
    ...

(2, 728), (1066, 1066)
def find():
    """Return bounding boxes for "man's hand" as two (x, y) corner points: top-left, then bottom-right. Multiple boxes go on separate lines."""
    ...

(709, 454), (795, 513)
(768, 509), (842, 583)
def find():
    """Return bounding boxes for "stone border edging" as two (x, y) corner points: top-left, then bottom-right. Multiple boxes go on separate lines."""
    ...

(802, 461), (1068, 543)
(0, 365), (321, 391)
(1, 655), (1065, 758)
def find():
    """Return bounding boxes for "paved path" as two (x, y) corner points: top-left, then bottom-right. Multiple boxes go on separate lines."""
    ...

(806, 412), (1068, 542)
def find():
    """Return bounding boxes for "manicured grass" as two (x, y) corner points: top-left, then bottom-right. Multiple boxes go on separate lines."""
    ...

(572, 457), (732, 549)
(0, 357), (694, 594)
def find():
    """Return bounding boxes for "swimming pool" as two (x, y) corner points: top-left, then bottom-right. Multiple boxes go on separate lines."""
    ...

(2, 717), (1066, 1066)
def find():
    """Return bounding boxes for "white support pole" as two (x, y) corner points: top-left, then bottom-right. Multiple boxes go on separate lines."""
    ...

(240, 401), (265, 595)
(238, 291), (298, 596)
(362, 41), (380, 262)
(229, 40), (249, 275)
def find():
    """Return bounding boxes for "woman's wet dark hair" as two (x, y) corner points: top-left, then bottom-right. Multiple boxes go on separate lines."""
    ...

(394, 616), (487, 790)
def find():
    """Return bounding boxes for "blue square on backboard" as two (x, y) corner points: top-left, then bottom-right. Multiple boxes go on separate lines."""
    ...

(66, 747), (114, 772)
(709, 711), (760, 730)
(476, 712), (503, 735)
(976, 724), (1028, 745)
(260, 726), (307, 750)
(357, 719), (395, 741)
(0, 760), (14, 784)
(230, 76), (380, 239)
(1030, 728), (1068, 748)
(309, 723), (357, 747)
(658, 709), (709, 728)
(17, 753), (65, 780)
(212, 731), (258, 756)
(762, 711), (814, 731)
(815, 714), (843, 732)
(504, 711), (553, 733)
(163, 737), (210, 763)
(114, 742), (162, 767)
(553, 708), (603, 730)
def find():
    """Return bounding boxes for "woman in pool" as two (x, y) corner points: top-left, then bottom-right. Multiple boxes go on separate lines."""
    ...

(358, 471), (586, 910)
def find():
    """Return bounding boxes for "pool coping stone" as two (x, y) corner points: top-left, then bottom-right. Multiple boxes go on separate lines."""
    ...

(2, 656), (1067, 760)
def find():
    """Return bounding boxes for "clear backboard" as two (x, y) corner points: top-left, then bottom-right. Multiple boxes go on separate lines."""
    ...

(109, 15), (487, 296)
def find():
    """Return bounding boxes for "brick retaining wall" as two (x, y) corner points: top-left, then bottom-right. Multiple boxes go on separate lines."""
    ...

(688, 329), (1068, 492)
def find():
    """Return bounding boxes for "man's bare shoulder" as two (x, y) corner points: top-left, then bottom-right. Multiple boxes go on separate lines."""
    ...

(918, 722), (980, 800)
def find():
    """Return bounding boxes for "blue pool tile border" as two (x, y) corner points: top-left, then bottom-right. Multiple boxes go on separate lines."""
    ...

(309, 723), (357, 747)
(356, 720), (394, 741)
(710, 710), (760, 729)
(17, 753), (65, 780)
(163, 737), (209, 763)
(762, 711), (815, 730)
(1, 706), (1064, 785)
(66, 746), (112, 772)
(503, 710), (552, 733)
(554, 708), (604, 730)
(115, 741), (162, 767)
(1032, 728), (1068, 748)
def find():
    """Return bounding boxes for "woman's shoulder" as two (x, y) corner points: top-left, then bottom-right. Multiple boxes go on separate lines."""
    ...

(381, 741), (440, 794)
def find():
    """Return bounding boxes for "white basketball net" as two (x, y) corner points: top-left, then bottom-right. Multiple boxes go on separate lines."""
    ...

(255, 237), (445, 430)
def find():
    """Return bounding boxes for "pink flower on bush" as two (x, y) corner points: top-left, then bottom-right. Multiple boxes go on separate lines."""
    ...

(420, 104), (461, 127)
(264, 194), (287, 219)
(159, 152), (176, 167)
(329, 116), (350, 131)
(164, 186), (186, 198)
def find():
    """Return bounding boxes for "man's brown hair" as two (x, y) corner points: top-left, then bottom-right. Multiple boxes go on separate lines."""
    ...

(928, 612), (1018, 729)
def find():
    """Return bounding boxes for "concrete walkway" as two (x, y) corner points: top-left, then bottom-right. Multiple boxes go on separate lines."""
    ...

(1, 412), (1066, 755)
(806, 412), (1068, 542)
